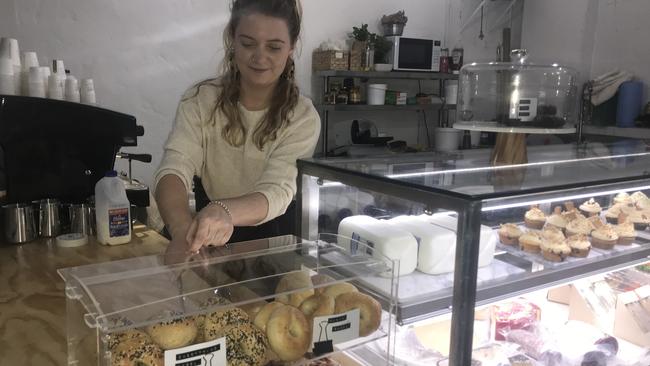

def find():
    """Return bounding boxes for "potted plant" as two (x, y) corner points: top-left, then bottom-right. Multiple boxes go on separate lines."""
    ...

(370, 34), (392, 71)
(349, 24), (371, 71)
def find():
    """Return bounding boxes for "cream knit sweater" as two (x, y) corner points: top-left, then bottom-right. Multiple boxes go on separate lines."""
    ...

(153, 83), (320, 224)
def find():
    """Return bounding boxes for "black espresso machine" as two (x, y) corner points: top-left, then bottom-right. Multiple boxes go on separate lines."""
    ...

(0, 95), (148, 211)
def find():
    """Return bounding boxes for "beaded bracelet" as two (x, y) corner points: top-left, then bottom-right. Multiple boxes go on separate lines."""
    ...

(209, 200), (232, 219)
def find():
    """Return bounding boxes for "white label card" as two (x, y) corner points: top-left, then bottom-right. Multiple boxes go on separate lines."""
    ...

(164, 337), (226, 366)
(311, 309), (360, 355)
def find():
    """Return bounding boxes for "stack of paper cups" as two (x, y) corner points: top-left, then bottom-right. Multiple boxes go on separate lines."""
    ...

(27, 67), (45, 98)
(65, 76), (80, 102)
(0, 38), (20, 94)
(0, 57), (14, 95)
(39, 66), (51, 93)
(21, 52), (39, 96)
(48, 73), (64, 100)
(80, 78), (96, 105)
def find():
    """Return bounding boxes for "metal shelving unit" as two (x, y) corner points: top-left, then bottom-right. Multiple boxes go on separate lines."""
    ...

(313, 70), (459, 156)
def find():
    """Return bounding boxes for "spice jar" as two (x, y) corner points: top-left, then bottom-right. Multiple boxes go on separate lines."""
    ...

(451, 47), (464, 74)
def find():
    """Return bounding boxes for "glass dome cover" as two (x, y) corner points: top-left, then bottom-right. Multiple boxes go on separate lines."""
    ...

(457, 49), (579, 128)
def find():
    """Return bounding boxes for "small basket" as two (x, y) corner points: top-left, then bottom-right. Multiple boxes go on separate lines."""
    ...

(312, 50), (349, 71)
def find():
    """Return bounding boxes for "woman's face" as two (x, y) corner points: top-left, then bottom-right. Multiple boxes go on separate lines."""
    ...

(233, 13), (294, 90)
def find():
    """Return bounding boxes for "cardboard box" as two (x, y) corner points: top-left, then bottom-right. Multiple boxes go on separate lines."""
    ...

(613, 285), (650, 347)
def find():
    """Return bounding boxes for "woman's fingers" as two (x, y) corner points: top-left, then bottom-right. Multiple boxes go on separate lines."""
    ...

(185, 220), (198, 246)
(190, 219), (212, 252)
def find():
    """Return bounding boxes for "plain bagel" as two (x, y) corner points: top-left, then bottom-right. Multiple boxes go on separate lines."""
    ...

(266, 305), (311, 361)
(334, 292), (381, 337)
(299, 293), (335, 320)
(275, 271), (314, 307)
(322, 282), (358, 300)
(253, 301), (286, 332)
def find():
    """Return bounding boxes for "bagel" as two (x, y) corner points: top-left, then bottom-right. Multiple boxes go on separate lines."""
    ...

(299, 293), (335, 321)
(222, 323), (268, 366)
(311, 273), (335, 293)
(145, 314), (198, 350)
(203, 307), (250, 341)
(334, 292), (381, 337)
(111, 340), (163, 366)
(253, 301), (285, 332)
(108, 329), (151, 351)
(275, 271), (314, 307)
(195, 296), (233, 342)
(266, 305), (311, 361)
(322, 282), (358, 300)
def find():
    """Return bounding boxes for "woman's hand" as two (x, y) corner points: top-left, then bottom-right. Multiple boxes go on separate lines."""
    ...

(186, 203), (234, 252)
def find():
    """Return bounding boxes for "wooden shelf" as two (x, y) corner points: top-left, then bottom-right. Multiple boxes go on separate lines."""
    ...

(316, 104), (456, 112)
(314, 70), (459, 80)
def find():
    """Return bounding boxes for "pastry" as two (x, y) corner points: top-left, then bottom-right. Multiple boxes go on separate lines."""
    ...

(562, 209), (586, 223)
(635, 197), (650, 210)
(566, 234), (591, 257)
(590, 220), (618, 250)
(604, 203), (634, 224)
(628, 209), (650, 230)
(542, 226), (565, 242)
(545, 207), (567, 231)
(334, 292), (382, 337)
(613, 192), (632, 205)
(524, 206), (546, 229)
(518, 231), (542, 253)
(275, 271), (315, 307)
(221, 323), (268, 366)
(299, 293), (335, 321)
(613, 214), (636, 245)
(631, 191), (648, 204)
(565, 217), (594, 237)
(145, 313), (198, 350)
(492, 300), (541, 341)
(266, 305), (311, 361)
(579, 198), (602, 217)
(498, 223), (523, 245)
(541, 239), (571, 262)
(203, 307), (250, 341)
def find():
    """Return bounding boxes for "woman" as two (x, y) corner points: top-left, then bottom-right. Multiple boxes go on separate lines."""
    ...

(154, 0), (320, 254)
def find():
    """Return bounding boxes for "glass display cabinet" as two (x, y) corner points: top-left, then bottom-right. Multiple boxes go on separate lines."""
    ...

(297, 142), (650, 365)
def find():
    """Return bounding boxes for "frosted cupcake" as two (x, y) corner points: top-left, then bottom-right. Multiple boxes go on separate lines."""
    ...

(630, 191), (648, 204)
(519, 231), (543, 253)
(579, 198), (602, 217)
(614, 214), (636, 245)
(565, 217), (595, 237)
(566, 234), (591, 258)
(604, 203), (634, 224)
(613, 192), (632, 205)
(498, 223), (523, 246)
(635, 198), (650, 211)
(541, 239), (571, 262)
(590, 221), (619, 250)
(628, 209), (650, 230)
(542, 226), (565, 243)
(545, 206), (568, 231)
(524, 206), (546, 229)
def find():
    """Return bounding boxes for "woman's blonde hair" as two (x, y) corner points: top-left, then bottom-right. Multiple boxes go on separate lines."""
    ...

(200, 0), (303, 150)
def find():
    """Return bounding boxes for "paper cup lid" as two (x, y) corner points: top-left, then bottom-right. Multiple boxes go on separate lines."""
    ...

(56, 233), (88, 248)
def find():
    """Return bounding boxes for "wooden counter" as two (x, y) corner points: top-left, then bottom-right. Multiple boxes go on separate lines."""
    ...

(0, 224), (168, 365)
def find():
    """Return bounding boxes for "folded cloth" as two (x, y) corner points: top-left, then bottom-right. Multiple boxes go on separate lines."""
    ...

(591, 69), (633, 106)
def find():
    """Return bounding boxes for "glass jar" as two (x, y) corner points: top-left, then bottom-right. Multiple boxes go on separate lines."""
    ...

(457, 49), (578, 128)
(440, 48), (450, 73)
(362, 43), (374, 72)
(451, 47), (464, 73)
(349, 86), (362, 104)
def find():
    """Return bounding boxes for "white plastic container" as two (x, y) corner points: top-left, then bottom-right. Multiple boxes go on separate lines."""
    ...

(434, 127), (461, 151)
(95, 170), (131, 245)
(368, 83), (387, 105)
(337, 215), (418, 276)
(444, 80), (458, 105)
(414, 213), (496, 273)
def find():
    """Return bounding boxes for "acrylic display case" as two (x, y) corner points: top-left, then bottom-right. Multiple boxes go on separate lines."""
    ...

(457, 49), (578, 129)
(297, 142), (650, 365)
(58, 235), (398, 366)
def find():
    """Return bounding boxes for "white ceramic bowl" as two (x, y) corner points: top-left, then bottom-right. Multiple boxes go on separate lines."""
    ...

(374, 63), (393, 72)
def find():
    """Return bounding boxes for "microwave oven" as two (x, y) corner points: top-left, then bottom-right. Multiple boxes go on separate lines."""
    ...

(387, 36), (441, 72)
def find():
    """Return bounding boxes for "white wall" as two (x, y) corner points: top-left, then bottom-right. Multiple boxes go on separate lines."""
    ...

(523, 0), (650, 105)
(590, 0), (650, 103)
(1, 0), (523, 187)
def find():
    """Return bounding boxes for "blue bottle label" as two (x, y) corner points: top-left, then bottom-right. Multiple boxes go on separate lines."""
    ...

(108, 208), (129, 237)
